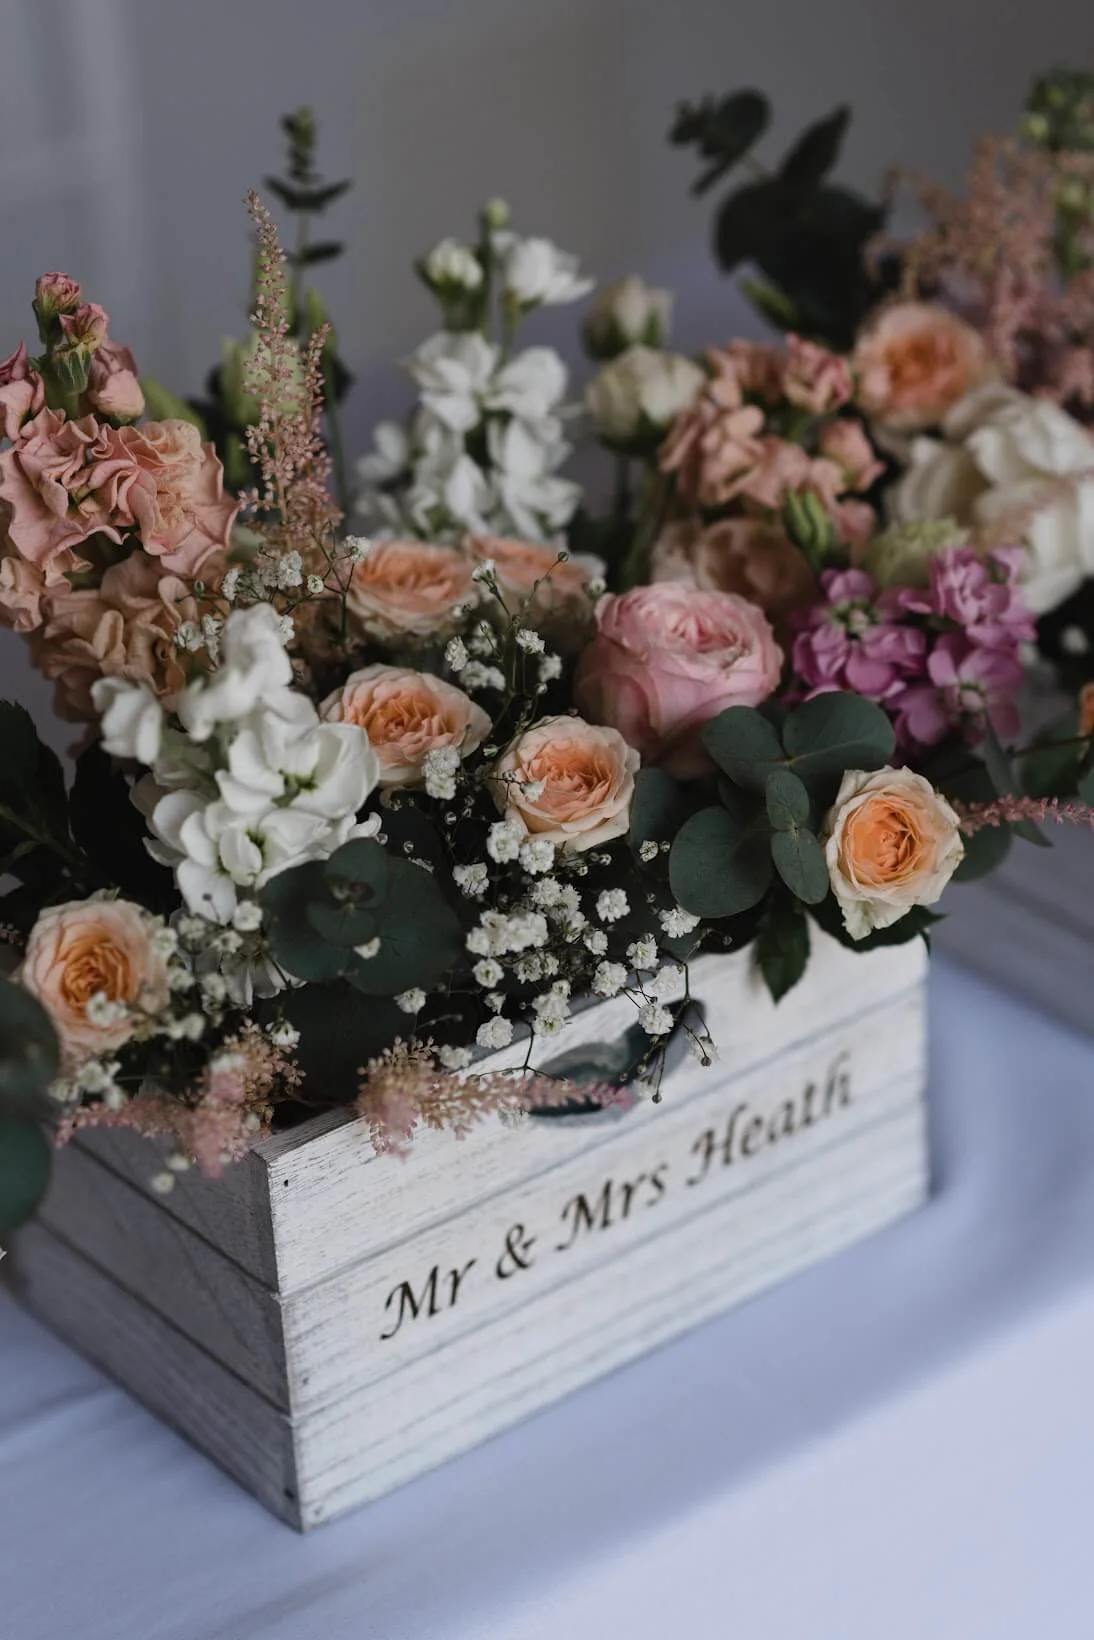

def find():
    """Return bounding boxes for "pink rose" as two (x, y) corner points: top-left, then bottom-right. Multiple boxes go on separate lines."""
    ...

(854, 302), (995, 432)
(0, 344), (45, 442)
(574, 582), (783, 779)
(18, 897), (169, 1062)
(492, 714), (638, 852)
(320, 664), (490, 788)
(87, 340), (145, 422)
(0, 409), (126, 572)
(651, 517), (815, 630)
(467, 534), (592, 643)
(101, 420), (236, 576)
(345, 539), (477, 642)
(31, 552), (219, 720)
(783, 335), (853, 414)
(817, 419), (884, 491)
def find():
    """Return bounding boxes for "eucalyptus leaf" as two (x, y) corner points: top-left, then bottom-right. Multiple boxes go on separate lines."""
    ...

(779, 106), (850, 192)
(260, 863), (352, 983)
(754, 897), (810, 1002)
(782, 693), (894, 797)
(669, 805), (773, 919)
(347, 857), (462, 996)
(629, 767), (692, 853)
(0, 979), (59, 1111)
(702, 706), (786, 791)
(0, 1113), (52, 1233)
(765, 768), (811, 832)
(771, 826), (829, 904)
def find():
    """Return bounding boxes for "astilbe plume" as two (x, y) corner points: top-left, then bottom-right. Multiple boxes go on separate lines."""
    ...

(956, 795), (1094, 834)
(58, 1024), (300, 1176)
(241, 190), (341, 566)
(357, 1040), (622, 1156)
(894, 138), (1094, 400)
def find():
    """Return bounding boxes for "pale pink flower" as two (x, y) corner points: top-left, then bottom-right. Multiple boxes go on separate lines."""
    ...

(734, 437), (812, 509)
(659, 362), (766, 509)
(854, 301), (995, 432)
(345, 539), (476, 642)
(87, 339), (145, 421)
(320, 664), (490, 788)
(57, 301), (108, 355)
(574, 582), (783, 778)
(831, 498), (878, 552)
(0, 551), (51, 633)
(709, 340), (785, 404)
(0, 408), (127, 572)
(34, 272), (82, 318)
(783, 334), (853, 414)
(0, 344), (45, 442)
(492, 714), (638, 851)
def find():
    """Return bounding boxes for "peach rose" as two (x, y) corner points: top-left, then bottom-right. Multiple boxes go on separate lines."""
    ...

(1079, 682), (1094, 741)
(31, 552), (220, 721)
(18, 897), (169, 1061)
(345, 539), (477, 642)
(320, 664), (490, 787)
(651, 517), (815, 630)
(823, 766), (965, 940)
(573, 582), (783, 779)
(854, 302), (994, 433)
(467, 534), (593, 642)
(102, 420), (236, 576)
(492, 714), (638, 852)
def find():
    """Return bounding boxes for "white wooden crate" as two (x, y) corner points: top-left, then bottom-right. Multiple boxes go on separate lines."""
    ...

(11, 931), (929, 1531)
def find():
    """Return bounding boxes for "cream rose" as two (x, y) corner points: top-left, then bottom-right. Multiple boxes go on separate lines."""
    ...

(890, 383), (1094, 614)
(823, 767), (964, 941)
(18, 898), (169, 1061)
(320, 664), (490, 788)
(345, 539), (477, 642)
(492, 714), (638, 852)
(854, 302), (995, 433)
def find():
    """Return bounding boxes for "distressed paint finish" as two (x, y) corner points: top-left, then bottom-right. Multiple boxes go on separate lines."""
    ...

(12, 933), (930, 1531)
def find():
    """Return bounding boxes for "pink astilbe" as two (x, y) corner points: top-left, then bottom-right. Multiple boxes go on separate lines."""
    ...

(241, 191), (340, 563)
(956, 795), (1094, 834)
(357, 1040), (623, 1157)
(58, 1024), (300, 1176)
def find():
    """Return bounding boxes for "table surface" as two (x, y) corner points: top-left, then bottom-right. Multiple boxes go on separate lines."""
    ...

(5, 956), (1094, 1640)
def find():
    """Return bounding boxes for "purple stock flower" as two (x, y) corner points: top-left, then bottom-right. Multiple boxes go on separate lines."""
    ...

(892, 635), (1023, 748)
(898, 546), (1036, 649)
(791, 567), (926, 704)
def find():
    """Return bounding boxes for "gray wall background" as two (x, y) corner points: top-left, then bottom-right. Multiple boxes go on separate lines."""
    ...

(1, 0), (1092, 737)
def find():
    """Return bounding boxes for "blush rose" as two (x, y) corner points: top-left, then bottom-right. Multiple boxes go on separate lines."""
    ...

(491, 714), (639, 852)
(320, 664), (490, 787)
(573, 582), (783, 778)
(854, 302), (994, 433)
(345, 539), (477, 642)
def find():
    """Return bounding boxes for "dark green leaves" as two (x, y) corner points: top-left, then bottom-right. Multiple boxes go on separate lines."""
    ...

(982, 723), (1048, 848)
(0, 1113), (52, 1236)
(629, 766), (693, 855)
(260, 838), (462, 997)
(669, 803), (772, 919)
(669, 90), (770, 194)
(765, 768), (811, 831)
(0, 701), (85, 894)
(754, 895), (811, 1002)
(771, 827), (828, 904)
(702, 707), (785, 791)
(779, 106), (850, 191)
(781, 694), (895, 799)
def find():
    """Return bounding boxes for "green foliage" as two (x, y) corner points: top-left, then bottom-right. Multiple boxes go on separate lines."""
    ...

(810, 893), (942, 952)
(0, 703), (87, 899)
(70, 744), (175, 911)
(0, 980), (60, 1233)
(260, 838), (462, 997)
(770, 826), (828, 904)
(703, 694), (894, 806)
(255, 983), (406, 1092)
(982, 723), (1049, 847)
(0, 1113), (52, 1236)
(629, 767), (694, 855)
(1019, 710), (1081, 799)
(702, 706), (785, 791)
(764, 767), (811, 831)
(139, 378), (207, 433)
(754, 893), (811, 1002)
(781, 488), (838, 569)
(922, 740), (1013, 882)
(669, 800), (773, 919)
(670, 88), (893, 348)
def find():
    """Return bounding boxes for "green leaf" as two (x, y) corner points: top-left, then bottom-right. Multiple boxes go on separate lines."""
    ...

(70, 745), (175, 910)
(287, 240), (344, 267)
(983, 723), (1049, 847)
(779, 106), (850, 192)
(782, 693), (895, 798)
(139, 377), (207, 433)
(254, 983), (403, 1092)
(770, 826), (829, 904)
(738, 276), (802, 332)
(629, 767), (692, 853)
(306, 900), (379, 949)
(0, 979), (59, 1112)
(765, 768), (811, 832)
(669, 804), (773, 919)
(264, 176), (352, 213)
(323, 838), (391, 901)
(260, 863), (352, 983)
(347, 857), (462, 995)
(0, 1113), (52, 1233)
(701, 706), (786, 791)
(1078, 763), (1094, 805)
(714, 178), (794, 271)
(754, 897), (811, 1002)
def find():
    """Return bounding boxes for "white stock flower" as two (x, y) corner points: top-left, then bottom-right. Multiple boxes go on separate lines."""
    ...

(176, 604), (295, 742)
(356, 421), (410, 486)
(586, 346), (705, 442)
(890, 382), (1094, 615)
(407, 331), (499, 432)
(486, 347), (569, 422)
(422, 237), (483, 291)
(92, 678), (163, 764)
(216, 714), (379, 823)
(503, 237), (593, 307)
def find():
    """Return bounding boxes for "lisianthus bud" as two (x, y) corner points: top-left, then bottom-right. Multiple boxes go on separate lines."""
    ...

(34, 272), (82, 319)
(482, 198), (510, 230)
(420, 238), (483, 293)
(583, 276), (673, 360)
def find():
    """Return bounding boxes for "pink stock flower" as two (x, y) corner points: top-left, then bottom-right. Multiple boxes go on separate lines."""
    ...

(659, 384), (765, 510)
(0, 344), (45, 442)
(818, 418), (885, 491)
(87, 339), (145, 421)
(830, 498), (878, 552)
(102, 420), (237, 575)
(734, 436), (812, 509)
(893, 636), (1023, 747)
(30, 551), (219, 720)
(897, 544), (1035, 648)
(791, 568), (926, 703)
(783, 335), (853, 414)
(574, 581), (783, 778)
(34, 273), (81, 318)
(710, 340), (785, 404)
(0, 409), (127, 572)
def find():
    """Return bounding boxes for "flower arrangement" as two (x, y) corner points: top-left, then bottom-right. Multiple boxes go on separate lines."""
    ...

(0, 107), (1087, 1240)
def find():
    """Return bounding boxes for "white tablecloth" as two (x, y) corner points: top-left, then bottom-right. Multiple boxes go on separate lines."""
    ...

(5, 958), (1094, 1640)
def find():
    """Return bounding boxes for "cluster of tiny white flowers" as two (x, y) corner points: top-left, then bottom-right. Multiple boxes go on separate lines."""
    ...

(396, 988), (427, 1014)
(466, 909), (549, 958)
(518, 837), (555, 875)
(596, 888), (629, 923)
(487, 817), (526, 863)
(476, 1016), (514, 1050)
(422, 745), (461, 801)
(638, 1002), (674, 1037)
(659, 906), (700, 938)
(515, 627), (545, 654)
(593, 961), (629, 998)
(445, 636), (469, 672)
(453, 863), (489, 898)
(627, 937), (658, 972)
